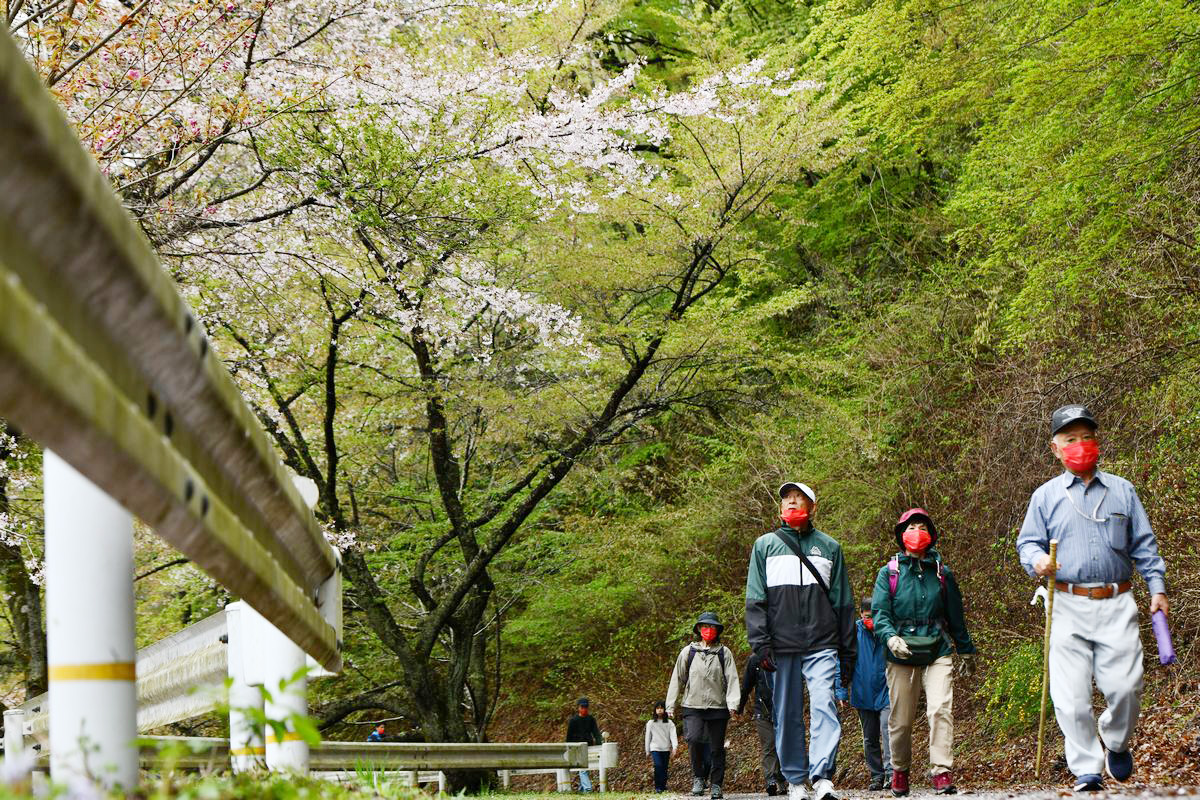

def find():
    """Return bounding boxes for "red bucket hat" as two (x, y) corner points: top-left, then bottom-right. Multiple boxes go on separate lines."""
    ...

(893, 508), (937, 548)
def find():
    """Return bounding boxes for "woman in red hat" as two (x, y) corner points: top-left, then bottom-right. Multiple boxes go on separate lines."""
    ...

(869, 509), (976, 797)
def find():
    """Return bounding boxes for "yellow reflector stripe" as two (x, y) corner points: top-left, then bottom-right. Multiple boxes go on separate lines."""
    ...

(231, 746), (267, 756)
(265, 732), (303, 744)
(49, 662), (136, 681)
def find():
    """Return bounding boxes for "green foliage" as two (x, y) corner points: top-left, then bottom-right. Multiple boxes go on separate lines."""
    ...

(498, 0), (1200, 750)
(979, 641), (1044, 741)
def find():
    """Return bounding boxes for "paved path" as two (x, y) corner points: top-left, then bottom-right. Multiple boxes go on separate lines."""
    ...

(656, 791), (1200, 800)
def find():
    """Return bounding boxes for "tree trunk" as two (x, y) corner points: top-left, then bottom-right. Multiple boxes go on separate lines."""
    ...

(0, 425), (47, 697)
(0, 545), (47, 695)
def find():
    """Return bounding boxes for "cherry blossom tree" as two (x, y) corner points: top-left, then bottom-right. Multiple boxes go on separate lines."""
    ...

(175, 37), (842, 753)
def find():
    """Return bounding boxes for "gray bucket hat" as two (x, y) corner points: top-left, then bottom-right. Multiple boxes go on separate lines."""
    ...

(693, 611), (725, 636)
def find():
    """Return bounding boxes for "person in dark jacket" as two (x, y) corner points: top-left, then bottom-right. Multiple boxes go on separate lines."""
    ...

(566, 697), (603, 792)
(871, 509), (976, 798)
(738, 655), (786, 795)
(850, 599), (891, 790)
(745, 481), (856, 800)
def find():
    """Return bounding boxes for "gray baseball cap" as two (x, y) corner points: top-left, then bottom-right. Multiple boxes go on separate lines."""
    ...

(1050, 404), (1098, 436)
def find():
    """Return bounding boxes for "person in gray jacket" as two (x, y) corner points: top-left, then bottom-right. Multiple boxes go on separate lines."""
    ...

(666, 612), (741, 800)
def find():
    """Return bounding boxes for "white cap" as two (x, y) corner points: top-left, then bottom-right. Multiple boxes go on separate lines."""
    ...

(778, 481), (816, 503)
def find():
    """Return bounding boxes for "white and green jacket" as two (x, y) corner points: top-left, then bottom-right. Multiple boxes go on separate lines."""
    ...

(744, 524), (856, 668)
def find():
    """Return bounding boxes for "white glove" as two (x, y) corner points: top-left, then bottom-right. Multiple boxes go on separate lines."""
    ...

(887, 636), (912, 658)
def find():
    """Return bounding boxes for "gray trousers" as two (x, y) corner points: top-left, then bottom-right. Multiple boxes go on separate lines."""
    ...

(754, 716), (786, 787)
(856, 706), (891, 782)
(1049, 590), (1143, 777)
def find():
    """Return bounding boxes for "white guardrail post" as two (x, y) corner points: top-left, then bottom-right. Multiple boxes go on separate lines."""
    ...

(597, 742), (617, 792)
(3, 709), (27, 775)
(43, 452), (137, 788)
(225, 602), (265, 772)
(262, 475), (319, 774)
(261, 617), (309, 772)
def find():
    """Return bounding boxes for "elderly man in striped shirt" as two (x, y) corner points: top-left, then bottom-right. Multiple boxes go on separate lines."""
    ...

(1016, 404), (1167, 793)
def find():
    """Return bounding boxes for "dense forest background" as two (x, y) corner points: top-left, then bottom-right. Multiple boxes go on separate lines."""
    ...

(3, 0), (1200, 790)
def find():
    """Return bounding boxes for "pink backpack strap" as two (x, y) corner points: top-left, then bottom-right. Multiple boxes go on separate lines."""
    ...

(887, 556), (899, 595)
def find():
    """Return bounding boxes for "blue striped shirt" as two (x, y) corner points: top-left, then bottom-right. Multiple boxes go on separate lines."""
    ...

(1017, 469), (1166, 596)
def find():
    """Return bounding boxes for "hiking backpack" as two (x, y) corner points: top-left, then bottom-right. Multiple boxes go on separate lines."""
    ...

(886, 553), (947, 602)
(680, 645), (729, 694)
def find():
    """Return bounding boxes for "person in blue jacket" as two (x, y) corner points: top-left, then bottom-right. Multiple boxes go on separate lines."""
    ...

(850, 599), (891, 790)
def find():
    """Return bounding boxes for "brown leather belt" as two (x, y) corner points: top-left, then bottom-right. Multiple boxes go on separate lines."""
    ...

(1054, 581), (1132, 599)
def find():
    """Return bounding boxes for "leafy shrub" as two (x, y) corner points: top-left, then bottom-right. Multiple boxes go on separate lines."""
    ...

(979, 641), (1043, 740)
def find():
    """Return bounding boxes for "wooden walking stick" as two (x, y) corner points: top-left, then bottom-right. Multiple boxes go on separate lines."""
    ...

(1035, 539), (1058, 778)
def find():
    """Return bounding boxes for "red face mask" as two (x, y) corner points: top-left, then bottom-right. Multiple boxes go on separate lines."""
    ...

(863, 617), (875, 631)
(902, 529), (932, 554)
(1060, 439), (1099, 472)
(579, 707), (589, 716)
(781, 507), (809, 529)
(698, 625), (718, 643)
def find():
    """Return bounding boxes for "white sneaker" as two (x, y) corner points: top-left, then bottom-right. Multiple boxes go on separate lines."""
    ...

(787, 783), (809, 800)
(813, 778), (839, 800)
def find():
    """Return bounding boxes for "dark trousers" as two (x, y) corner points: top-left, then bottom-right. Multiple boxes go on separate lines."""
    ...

(755, 716), (785, 786)
(857, 707), (891, 783)
(684, 714), (729, 785)
(695, 742), (712, 780)
(651, 750), (671, 791)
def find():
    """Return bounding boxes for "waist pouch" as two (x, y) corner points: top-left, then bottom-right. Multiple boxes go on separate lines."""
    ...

(897, 634), (941, 665)
(895, 618), (952, 666)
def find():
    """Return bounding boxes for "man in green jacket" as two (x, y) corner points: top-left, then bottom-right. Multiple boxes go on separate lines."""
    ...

(745, 481), (856, 800)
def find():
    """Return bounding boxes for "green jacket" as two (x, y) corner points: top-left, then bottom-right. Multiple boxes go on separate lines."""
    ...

(745, 525), (856, 668)
(869, 550), (976, 665)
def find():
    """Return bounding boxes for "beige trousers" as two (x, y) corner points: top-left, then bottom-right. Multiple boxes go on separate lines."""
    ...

(1049, 591), (1143, 777)
(885, 655), (953, 775)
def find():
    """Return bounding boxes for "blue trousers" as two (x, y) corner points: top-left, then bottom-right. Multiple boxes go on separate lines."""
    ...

(651, 750), (671, 791)
(774, 648), (841, 785)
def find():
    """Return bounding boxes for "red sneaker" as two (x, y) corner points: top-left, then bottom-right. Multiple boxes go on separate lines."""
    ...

(932, 772), (957, 795)
(891, 771), (909, 797)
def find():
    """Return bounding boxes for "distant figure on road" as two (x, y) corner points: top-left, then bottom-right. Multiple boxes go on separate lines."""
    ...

(645, 701), (678, 792)
(566, 696), (603, 792)
(871, 508), (975, 797)
(1016, 405), (1168, 792)
(745, 481), (856, 800)
(666, 611), (740, 800)
(367, 722), (386, 742)
(848, 599), (891, 791)
(737, 652), (786, 795)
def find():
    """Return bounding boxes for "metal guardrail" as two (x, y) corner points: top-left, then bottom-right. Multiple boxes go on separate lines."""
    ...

(0, 25), (339, 670)
(307, 742), (589, 771)
(19, 612), (230, 738)
(500, 743), (618, 792)
(128, 739), (589, 771)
